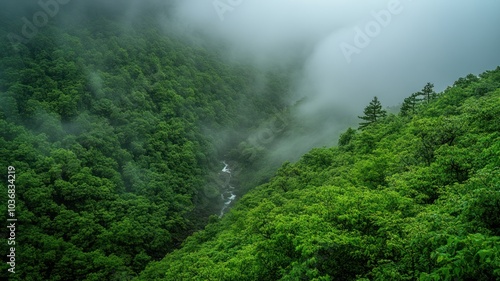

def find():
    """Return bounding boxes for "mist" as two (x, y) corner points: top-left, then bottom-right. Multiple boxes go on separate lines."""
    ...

(3, 0), (500, 163)
(168, 0), (500, 162)
(2, 2), (499, 278)
(173, 0), (500, 101)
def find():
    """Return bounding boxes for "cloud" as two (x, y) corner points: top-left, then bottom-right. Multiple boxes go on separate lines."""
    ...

(173, 0), (500, 105)
(2, 0), (499, 161)
(170, 0), (500, 161)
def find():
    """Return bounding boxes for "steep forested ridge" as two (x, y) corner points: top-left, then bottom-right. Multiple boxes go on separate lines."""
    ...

(138, 68), (500, 280)
(1, 3), (499, 280)
(0, 10), (290, 280)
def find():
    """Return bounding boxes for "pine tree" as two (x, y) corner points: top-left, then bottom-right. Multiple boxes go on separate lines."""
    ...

(400, 92), (420, 117)
(420, 82), (436, 103)
(358, 96), (387, 129)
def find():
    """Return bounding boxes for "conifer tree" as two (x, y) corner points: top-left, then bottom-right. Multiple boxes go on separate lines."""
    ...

(358, 96), (387, 129)
(400, 92), (420, 117)
(420, 82), (436, 103)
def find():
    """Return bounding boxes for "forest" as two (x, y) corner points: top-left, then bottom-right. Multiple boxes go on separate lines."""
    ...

(1, 1), (499, 281)
(139, 68), (500, 280)
(0, 6), (291, 280)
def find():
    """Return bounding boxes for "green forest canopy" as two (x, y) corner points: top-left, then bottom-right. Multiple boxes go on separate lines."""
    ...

(139, 68), (500, 281)
(0, 14), (291, 280)
(0, 5), (499, 281)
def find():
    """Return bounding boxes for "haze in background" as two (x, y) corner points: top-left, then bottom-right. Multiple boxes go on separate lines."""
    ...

(3, 0), (500, 161)
(174, 0), (500, 106)
(171, 0), (500, 160)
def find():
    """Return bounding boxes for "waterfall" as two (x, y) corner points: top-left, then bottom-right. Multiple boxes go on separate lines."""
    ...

(219, 161), (236, 217)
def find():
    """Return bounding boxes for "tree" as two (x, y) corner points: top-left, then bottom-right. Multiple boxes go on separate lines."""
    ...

(453, 73), (479, 89)
(338, 127), (356, 147)
(400, 92), (420, 117)
(358, 96), (387, 129)
(419, 82), (436, 103)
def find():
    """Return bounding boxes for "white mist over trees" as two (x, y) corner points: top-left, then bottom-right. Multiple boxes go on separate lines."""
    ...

(171, 0), (500, 162)
(1, 1), (499, 279)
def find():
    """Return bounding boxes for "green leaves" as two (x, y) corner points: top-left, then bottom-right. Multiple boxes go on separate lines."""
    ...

(138, 68), (500, 280)
(423, 234), (500, 280)
(0, 13), (294, 280)
(338, 127), (356, 148)
(2, 8), (500, 280)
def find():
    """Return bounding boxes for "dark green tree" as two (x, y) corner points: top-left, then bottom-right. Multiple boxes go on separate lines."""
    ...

(358, 96), (387, 129)
(338, 127), (356, 147)
(453, 73), (479, 88)
(400, 92), (421, 117)
(420, 82), (436, 103)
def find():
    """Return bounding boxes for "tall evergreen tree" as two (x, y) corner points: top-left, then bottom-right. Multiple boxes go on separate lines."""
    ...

(358, 96), (387, 129)
(420, 82), (436, 103)
(400, 92), (420, 117)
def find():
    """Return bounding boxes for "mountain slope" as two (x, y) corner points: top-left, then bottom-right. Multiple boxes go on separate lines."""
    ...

(138, 67), (500, 281)
(0, 12), (291, 280)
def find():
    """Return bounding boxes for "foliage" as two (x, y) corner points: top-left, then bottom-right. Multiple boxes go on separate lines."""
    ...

(358, 96), (387, 129)
(0, 11), (290, 280)
(420, 82), (437, 104)
(1, 4), (499, 280)
(400, 92), (420, 117)
(138, 67), (500, 281)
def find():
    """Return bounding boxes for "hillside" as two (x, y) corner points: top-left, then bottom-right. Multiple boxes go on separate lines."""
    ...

(138, 68), (500, 280)
(0, 10), (291, 280)
(1, 2), (499, 280)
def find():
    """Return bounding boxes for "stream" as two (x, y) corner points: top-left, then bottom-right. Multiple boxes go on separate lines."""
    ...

(219, 161), (236, 217)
